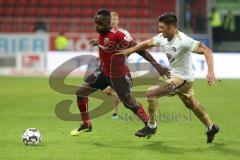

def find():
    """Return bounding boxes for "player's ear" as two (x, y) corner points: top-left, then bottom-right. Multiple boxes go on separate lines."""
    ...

(169, 24), (175, 30)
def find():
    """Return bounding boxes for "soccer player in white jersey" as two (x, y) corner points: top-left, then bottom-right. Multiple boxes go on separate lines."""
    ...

(119, 12), (219, 143)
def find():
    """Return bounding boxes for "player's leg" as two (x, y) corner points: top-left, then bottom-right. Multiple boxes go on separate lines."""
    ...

(112, 91), (120, 119)
(177, 82), (219, 143)
(70, 83), (97, 135)
(103, 86), (120, 119)
(71, 69), (109, 136)
(76, 83), (96, 127)
(135, 82), (172, 137)
(179, 94), (213, 127)
(135, 78), (188, 137)
(111, 75), (148, 125)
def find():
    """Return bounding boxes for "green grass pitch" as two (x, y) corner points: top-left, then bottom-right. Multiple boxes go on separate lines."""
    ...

(0, 77), (240, 160)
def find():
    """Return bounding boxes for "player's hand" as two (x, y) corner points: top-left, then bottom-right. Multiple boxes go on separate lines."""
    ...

(156, 66), (171, 79)
(117, 48), (134, 57)
(89, 39), (98, 47)
(206, 71), (216, 86)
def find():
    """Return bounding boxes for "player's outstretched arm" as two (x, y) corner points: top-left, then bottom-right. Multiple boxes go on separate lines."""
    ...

(194, 42), (216, 86)
(118, 38), (155, 56)
(132, 41), (170, 78)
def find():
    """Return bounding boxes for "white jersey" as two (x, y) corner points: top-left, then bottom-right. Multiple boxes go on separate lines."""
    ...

(153, 31), (200, 81)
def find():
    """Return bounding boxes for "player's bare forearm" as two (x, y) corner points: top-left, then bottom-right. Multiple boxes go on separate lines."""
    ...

(195, 42), (216, 85)
(136, 50), (170, 78)
(119, 39), (154, 56)
(195, 42), (214, 73)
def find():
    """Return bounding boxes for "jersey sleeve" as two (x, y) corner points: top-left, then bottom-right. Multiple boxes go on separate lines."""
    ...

(115, 30), (133, 49)
(182, 35), (200, 52)
(118, 31), (132, 42)
(153, 34), (163, 47)
(124, 30), (133, 40)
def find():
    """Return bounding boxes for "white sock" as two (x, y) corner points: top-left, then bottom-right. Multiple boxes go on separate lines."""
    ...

(207, 123), (213, 131)
(148, 121), (157, 129)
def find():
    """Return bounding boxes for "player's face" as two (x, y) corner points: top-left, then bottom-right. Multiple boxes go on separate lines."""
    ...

(95, 15), (111, 34)
(158, 22), (175, 39)
(111, 15), (119, 27)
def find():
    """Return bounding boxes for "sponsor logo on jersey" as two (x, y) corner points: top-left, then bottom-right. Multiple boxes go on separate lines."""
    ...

(104, 38), (109, 45)
(172, 47), (176, 52)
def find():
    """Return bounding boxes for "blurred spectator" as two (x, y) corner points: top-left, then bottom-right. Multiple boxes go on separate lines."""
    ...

(54, 32), (69, 51)
(34, 18), (48, 32)
(184, 2), (192, 32)
(111, 11), (132, 39)
(195, 11), (207, 33)
(210, 7), (222, 42)
(223, 10), (236, 40)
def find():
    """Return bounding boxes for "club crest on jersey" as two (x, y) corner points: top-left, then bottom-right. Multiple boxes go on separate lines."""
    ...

(104, 38), (109, 44)
(172, 47), (176, 52)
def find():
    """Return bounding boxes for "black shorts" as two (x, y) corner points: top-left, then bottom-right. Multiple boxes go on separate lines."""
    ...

(85, 68), (134, 105)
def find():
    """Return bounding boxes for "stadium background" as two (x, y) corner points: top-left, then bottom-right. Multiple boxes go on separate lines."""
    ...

(1, 0), (240, 160)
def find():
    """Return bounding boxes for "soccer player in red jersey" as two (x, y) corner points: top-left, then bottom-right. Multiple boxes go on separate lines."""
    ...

(70, 9), (170, 136)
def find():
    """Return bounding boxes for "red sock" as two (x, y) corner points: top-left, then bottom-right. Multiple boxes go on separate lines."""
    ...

(77, 97), (91, 127)
(136, 104), (149, 124)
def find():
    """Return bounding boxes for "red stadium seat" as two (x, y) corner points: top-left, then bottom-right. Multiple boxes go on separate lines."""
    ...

(130, 0), (138, 7)
(27, 7), (37, 17)
(141, 0), (150, 7)
(28, 0), (38, 6)
(142, 9), (149, 17)
(49, 24), (59, 32)
(119, 1), (128, 7)
(18, 0), (27, 5)
(38, 7), (49, 17)
(95, 0), (105, 7)
(48, 0), (60, 6)
(49, 7), (60, 17)
(4, 7), (15, 16)
(73, 1), (85, 6)
(0, 6), (3, 15)
(40, 0), (49, 6)
(130, 9), (138, 17)
(82, 8), (94, 17)
(6, 0), (15, 6)
(71, 8), (78, 17)
(0, 0), (5, 5)
(50, 17), (59, 25)
(17, 6), (26, 17)
(62, 7), (72, 17)
(108, 1), (116, 7)
(85, 0), (94, 7)
(0, 0), (174, 34)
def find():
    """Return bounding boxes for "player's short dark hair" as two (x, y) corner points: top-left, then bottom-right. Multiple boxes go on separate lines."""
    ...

(158, 12), (177, 26)
(96, 9), (111, 18)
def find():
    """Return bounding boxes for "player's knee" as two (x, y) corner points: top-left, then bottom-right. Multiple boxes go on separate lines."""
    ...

(146, 88), (157, 100)
(75, 89), (87, 101)
(75, 89), (82, 97)
(104, 89), (112, 95)
(124, 102), (138, 109)
(123, 100), (138, 109)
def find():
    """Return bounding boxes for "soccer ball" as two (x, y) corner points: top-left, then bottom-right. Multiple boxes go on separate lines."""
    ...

(22, 128), (42, 145)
